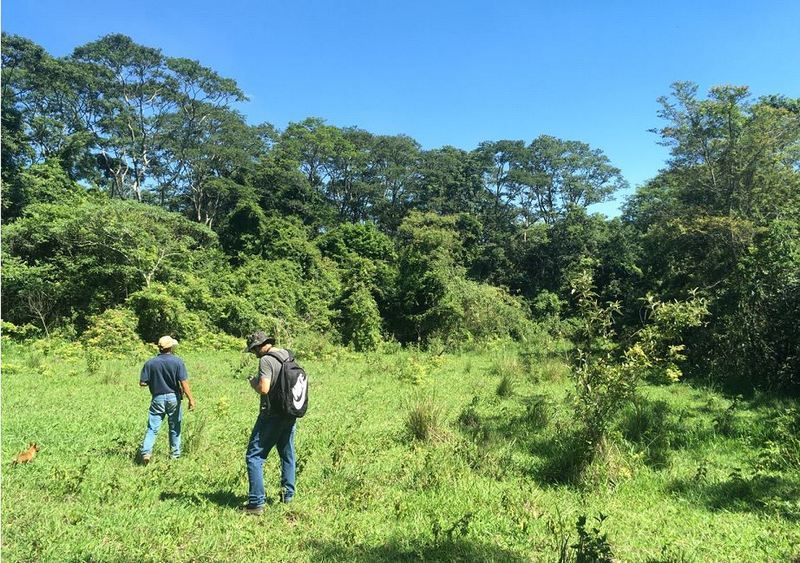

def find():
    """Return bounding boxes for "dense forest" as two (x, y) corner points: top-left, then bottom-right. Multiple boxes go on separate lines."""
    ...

(2, 32), (799, 393)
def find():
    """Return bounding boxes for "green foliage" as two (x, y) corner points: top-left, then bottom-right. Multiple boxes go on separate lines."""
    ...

(569, 263), (708, 446)
(4, 159), (86, 219)
(0, 320), (40, 341)
(338, 284), (383, 351)
(405, 394), (444, 442)
(217, 199), (268, 258)
(127, 283), (209, 344)
(2, 199), (218, 331)
(573, 514), (614, 563)
(213, 294), (268, 338)
(82, 307), (144, 355)
(756, 407), (800, 471)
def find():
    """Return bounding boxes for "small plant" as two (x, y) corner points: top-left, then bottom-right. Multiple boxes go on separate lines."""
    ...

(713, 395), (742, 437)
(215, 396), (230, 416)
(525, 395), (550, 428)
(457, 397), (481, 431)
(398, 355), (428, 386)
(86, 348), (102, 376)
(496, 374), (514, 398)
(573, 513), (614, 563)
(181, 414), (208, 456)
(693, 459), (709, 482)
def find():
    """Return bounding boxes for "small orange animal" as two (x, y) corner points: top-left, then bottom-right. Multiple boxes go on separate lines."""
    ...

(12, 443), (40, 465)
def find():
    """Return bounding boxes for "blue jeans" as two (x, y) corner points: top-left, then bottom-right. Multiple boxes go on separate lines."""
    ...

(140, 393), (182, 458)
(245, 413), (297, 506)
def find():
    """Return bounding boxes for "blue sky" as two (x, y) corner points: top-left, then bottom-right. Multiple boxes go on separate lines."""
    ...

(3, 0), (800, 215)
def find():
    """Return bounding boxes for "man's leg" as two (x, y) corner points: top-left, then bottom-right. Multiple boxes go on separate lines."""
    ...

(140, 396), (166, 457)
(276, 419), (297, 502)
(165, 394), (182, 458)
(245, 414), (271, 507)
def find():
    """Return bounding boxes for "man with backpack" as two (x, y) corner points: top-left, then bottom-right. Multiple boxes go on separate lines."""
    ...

(242, 331), (307, 514)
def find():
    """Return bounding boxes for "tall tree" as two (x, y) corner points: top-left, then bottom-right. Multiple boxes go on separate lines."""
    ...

(526, 135), (627, 224)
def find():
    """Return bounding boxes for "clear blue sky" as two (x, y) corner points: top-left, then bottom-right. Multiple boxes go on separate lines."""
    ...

(3, 0), (800, 215)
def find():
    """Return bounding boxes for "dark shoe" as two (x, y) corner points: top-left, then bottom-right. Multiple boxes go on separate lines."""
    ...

(280, 494), (293, 504)
(241, 504), (265, 516)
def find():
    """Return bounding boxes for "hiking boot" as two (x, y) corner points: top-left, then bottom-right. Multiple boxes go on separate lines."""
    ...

(140, 453), (152, 466)
(241, 504), (265, 516)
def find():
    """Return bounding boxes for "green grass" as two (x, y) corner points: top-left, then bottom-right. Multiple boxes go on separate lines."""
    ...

(2, 337), (799, 562)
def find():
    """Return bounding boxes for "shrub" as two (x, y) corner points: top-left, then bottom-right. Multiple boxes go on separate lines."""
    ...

(127, 283), (211, 344)
(214, 294), (268, 338)
(568, 262), (708, 447)
(82, 307), (144, 355)
(338, 284), (383, 351)
(1, 320), (39, 341)
(573, 514), (614, 563)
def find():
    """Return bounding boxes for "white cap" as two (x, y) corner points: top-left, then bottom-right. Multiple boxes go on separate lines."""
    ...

(157, 335), (179, 350)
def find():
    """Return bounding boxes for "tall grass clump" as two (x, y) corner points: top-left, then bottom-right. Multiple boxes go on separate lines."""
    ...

(405, 394), (444, 442)
(496, 374), (515, 398)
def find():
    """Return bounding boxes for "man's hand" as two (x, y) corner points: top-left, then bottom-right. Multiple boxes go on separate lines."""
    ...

(249, 376), (270, 395)
(188, 398), (196, 411)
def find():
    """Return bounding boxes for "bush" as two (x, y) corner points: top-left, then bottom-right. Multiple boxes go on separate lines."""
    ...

(127, 283), (211, 344)
(339, 285), (383, 351)
(214, 294), (268, 338)
(573, 514), (614, 563)
(82, 307), (144, 355)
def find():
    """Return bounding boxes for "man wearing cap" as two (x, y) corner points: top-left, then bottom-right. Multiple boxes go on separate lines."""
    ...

(242, 331), (297, 514)
(138, 335), (196, 464)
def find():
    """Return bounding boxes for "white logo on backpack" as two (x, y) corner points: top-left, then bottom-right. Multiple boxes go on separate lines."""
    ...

(292, 374), (307, 410)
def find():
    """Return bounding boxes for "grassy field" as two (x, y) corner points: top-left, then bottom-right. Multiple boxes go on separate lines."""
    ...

(2, 337), (799, 562)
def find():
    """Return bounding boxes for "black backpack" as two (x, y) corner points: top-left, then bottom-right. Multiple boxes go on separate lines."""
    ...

(264, 349), (309, 418)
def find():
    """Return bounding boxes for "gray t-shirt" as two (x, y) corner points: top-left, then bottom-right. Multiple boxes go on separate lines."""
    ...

(258, 348), (289, 413)
(258, 348), (289, 388)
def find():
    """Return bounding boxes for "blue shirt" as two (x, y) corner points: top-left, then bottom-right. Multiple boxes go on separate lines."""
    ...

(140, 353), (188, 397)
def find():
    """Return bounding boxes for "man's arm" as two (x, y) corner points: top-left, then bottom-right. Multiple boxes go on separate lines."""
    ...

(180, 380), (196, 410)
(249, 356), (272, 395)
(249, 375), (270, 395)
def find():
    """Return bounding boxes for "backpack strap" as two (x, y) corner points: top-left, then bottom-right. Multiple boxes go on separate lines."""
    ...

(265, 349), (292, 364)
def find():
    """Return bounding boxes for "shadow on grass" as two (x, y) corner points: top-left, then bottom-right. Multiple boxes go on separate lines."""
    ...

(456, 394), (594, 485)
(159, 490), (244, 508)
(667, 472), (800, 521)
(306, 538), (529, 562)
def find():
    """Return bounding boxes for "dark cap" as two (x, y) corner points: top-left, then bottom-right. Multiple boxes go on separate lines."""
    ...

(244, 331), (275, 353)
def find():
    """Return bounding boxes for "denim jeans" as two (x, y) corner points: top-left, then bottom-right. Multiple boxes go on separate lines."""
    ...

(140, 393), (182, 458)
(245, 413), (296, 506)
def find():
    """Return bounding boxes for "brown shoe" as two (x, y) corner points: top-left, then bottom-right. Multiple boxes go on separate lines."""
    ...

(241, 504), (264, 516)
(141, 453), (152, 466)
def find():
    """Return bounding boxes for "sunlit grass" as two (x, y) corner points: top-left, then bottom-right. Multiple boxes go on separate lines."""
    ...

(2, 338), (798, 561)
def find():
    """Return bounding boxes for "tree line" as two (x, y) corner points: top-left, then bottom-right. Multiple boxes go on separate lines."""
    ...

(2, 33), (798, 392)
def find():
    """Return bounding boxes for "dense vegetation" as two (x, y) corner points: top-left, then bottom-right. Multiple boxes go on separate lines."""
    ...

(2, 32), (799, 561)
